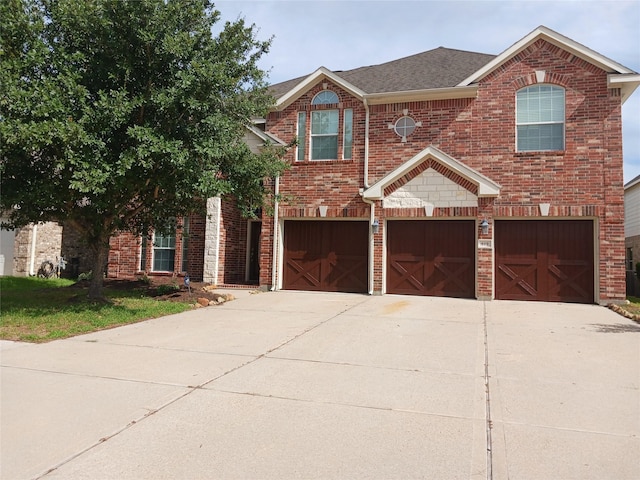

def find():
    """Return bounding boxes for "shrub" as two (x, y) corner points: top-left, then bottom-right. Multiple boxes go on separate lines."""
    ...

(156, 283), (180, 295)
(77, 271), (93, 281)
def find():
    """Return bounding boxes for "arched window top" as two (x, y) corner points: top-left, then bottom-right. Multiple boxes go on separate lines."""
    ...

(312, 90), (339, 105)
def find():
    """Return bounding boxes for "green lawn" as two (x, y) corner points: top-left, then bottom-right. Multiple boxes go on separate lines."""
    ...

(624, 296), (640, 316)
(0, 276), (192, 343)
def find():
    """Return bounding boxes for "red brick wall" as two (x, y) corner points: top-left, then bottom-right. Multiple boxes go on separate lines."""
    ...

(217, 199), (249, 285)
(263, 39), (625, 302)
(108, 213), (206, 281)
(269, 82), (369, 211)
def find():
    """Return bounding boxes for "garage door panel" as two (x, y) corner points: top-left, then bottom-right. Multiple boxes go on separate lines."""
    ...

(284, 257), (322, 290)
(496, 220), (594, 303)
(496, 261), (539, 299)
(284, 221), (368, 293)
(387, 221), (475, 298)
(431, 257), (475, 297)
(388, 255), (427, 294)
(324, 255), (368, 291)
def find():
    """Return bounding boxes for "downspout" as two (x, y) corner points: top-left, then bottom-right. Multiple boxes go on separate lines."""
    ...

(360, 98), (375, 295)
(270, 175), (280, 291)
(29, 224), (38, 276)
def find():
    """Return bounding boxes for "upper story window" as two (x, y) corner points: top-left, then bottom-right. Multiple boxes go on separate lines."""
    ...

(297, 89), (353, 161)
(516, 85), (565, 152)
(312, 90), (339, 105)
(311, 110), (339, 159)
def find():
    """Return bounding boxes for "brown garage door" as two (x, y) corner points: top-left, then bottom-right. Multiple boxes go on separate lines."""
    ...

(387, 220), (475, 298)
(283, 221), (368, 293)
(495, 220), (594, 303)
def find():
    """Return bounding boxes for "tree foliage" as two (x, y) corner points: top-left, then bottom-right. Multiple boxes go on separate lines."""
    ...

(0, 0), (288, 298)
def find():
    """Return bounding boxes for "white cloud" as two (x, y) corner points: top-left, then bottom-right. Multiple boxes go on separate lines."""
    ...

(216, 0), (640, 182)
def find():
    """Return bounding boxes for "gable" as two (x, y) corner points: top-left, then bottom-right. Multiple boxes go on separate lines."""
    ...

(363, 145), (500, 201)
(382, 167), (478, 209)
(243, 125), (287, 154)
(270, 26), (638, 107)
(274, 67), (366, 111)
(459, 26), (639, 104)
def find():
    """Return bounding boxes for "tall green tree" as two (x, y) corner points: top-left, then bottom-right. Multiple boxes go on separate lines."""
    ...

(1, 0), (287, 299)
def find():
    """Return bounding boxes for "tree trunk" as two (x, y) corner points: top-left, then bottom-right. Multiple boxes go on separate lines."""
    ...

(87, 241), (109, 300)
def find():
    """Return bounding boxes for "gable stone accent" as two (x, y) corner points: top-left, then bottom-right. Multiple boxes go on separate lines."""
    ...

(383, 168), (478, 209)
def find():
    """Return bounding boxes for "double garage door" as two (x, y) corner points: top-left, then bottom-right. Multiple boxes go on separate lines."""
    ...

(283, 219), (594, 303)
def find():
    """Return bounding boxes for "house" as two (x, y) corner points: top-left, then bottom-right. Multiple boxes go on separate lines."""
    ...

(625, 175), (640, 295)
(0, 220), (90, 278)
(107, 26), (640, 304)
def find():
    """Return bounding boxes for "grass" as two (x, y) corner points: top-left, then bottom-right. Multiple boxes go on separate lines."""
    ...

(623, 296), (640, 316)
(0, 276), (192, 343)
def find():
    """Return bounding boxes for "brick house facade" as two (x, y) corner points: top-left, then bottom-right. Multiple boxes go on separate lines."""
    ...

(1, 220), (92, 278)
(108, 26), (639, 304)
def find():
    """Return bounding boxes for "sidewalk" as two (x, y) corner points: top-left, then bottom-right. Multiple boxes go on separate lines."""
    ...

(1, 292), (638, 479)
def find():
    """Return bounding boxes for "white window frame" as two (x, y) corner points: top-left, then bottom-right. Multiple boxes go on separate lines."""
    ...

(152, 226), (176, 272)
(516, 84), (565, 152)
(312, 90), (339, 105)
(310, 109), (339, 160)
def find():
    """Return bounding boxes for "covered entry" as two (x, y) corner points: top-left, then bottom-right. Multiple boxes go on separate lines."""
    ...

(495, 220), (594, 303)
(283, 220), (368, 293)
(386, 220), (475, 298)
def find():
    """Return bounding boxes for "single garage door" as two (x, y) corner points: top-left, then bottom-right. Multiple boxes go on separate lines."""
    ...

(387, 220), (475, 298)
(495, 220), (594, 303)
(283, 220), (368, 293)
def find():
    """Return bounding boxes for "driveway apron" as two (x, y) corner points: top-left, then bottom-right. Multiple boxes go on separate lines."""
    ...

(1, 292), (638, 479)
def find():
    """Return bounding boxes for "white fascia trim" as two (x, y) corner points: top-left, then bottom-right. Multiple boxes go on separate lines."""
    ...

(625, 174), (640, 190)
(363, 145), (501, 200)
(608, 74), (640, 105)
(364, 85), (478, 105)
(275, 67), (366, 111)
(246, 124), (287, 146)
(459, 26), (636, 87)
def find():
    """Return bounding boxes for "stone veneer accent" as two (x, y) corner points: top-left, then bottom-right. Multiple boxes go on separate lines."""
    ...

(202, 196), (221, 284)
(11, 222), (63, 276)
(383, 168), (477, 209)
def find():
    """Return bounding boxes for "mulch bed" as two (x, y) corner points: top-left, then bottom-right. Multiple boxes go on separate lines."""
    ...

(74, 277), (248, 304)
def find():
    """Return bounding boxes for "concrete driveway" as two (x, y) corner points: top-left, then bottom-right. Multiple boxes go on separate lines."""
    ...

(1, 291), (639, 479)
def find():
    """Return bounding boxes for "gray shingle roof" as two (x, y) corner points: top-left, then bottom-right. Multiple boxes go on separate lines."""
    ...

(269, 47), (496, 98)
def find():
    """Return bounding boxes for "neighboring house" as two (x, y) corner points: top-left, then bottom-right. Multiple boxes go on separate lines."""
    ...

(625, 175), (640, 295)
(0, 220), (93, 278)
(108, 26), (639, 304)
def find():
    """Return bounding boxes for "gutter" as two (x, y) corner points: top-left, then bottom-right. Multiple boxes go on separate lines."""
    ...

(29, 224), (38, 276)
(360, 98), (375, 295)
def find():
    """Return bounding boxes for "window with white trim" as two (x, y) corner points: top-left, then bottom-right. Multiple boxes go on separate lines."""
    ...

(298, 89), (354, 162)
(311, 110), (339, 159)
(343, 108), (353, 159)
(516, 85), (565, 151)
(297, 112), (306, 161)
(153, 225), (176, 272)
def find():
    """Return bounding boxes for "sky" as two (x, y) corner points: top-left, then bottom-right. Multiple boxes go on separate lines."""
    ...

(216, 0), (640, 184)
